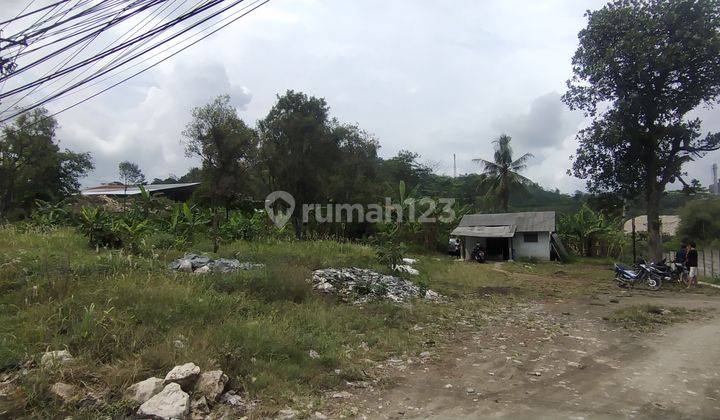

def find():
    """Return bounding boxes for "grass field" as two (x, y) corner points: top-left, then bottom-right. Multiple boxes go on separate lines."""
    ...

(0, 226), (619, 417)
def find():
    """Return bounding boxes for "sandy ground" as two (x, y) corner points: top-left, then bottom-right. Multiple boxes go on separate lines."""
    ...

(326, 271), (720, 419)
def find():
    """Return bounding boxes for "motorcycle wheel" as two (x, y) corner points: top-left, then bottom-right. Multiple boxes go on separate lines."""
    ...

(646, 275), (662, 291)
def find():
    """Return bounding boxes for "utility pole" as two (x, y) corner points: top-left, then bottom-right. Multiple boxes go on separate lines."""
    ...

(453, 153), (457, 178)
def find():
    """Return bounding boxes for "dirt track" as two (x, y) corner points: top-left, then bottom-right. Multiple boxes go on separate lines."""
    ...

(335, 280), (720, 419)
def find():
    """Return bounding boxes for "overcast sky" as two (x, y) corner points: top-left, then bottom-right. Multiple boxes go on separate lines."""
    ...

(2, 0), (720, 192)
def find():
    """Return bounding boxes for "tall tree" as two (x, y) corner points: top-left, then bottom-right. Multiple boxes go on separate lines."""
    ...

(258, 90), (338, 238)
(472, 134), (533, 212)
(182, 95), (258, 251)
(0, 108), (93, 219)
(118, 161), (146, 185)
(563, 0), (720, 259)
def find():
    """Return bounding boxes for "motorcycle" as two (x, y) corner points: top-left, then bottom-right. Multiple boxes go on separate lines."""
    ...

(471, 245), (486, 263)
(614, 261), (664, 291)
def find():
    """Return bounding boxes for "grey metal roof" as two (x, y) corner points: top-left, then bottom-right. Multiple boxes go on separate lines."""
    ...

(457, 211), (555, 232)
(451, 225), (517, 238)
(81, 182), (201, 196)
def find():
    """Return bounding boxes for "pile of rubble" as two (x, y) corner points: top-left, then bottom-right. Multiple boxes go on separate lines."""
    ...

(310, 267), (441, 304)
(35, 351), (253, 419)
(169, 253), (264, 274)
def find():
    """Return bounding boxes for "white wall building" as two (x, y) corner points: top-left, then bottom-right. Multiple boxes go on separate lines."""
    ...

(451, 211), (556, 261)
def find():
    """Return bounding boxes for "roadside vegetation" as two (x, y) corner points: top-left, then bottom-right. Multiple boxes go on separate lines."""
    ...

(604, 305), (702, 331)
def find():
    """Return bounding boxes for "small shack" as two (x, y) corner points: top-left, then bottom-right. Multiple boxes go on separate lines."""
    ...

(451, 211), (556, 261)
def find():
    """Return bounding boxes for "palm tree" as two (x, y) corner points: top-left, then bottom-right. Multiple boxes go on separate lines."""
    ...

(472, 134), (533, 212)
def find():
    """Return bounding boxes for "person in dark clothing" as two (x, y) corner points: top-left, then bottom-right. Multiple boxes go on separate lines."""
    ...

(685, 241), (698, 288)
(673, 241), (687, 272)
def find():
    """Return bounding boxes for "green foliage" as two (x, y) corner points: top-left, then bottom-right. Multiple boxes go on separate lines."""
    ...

(220, 211), (265, 241)
(678, 197), (720, 243)
(558, 204), (625, 257)
(0, 108), (93, 220)
(117, 161), (145, 186)
(77, 206), (121, 248)
(472, 134), (534, 212)
(563, 0), (720, 258)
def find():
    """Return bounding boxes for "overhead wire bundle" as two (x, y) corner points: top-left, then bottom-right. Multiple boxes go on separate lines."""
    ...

(0, 0), (269, 125)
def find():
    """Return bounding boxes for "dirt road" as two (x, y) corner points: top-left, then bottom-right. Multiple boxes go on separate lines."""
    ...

(334, 286), (720, 419)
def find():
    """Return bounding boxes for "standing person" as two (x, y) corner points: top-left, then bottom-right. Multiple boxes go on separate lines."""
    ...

(673, 240), (687, 281)
(685, 242), (698, 288)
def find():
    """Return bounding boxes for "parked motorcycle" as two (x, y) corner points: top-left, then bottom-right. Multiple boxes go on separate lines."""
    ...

(614, 261), (663, 290)
(471, 244), (486, 263)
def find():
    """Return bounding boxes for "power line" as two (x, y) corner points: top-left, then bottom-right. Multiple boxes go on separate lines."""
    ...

(0, 0), (269, 125)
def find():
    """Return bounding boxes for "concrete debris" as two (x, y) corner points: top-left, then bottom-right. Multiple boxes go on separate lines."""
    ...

(308, 350), (320, 359)
(169, 253), (264, 274)
(310, 268), (441, 304)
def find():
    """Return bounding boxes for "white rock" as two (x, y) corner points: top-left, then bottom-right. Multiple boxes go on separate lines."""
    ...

(50, 382), (78, 403)
(419, 351), (432, 358)
(164, 362), (201, 390)
(308, 350), (320, 359)
(194, 370), (228, 402)
(193, 265), (211, 275)
(402, 258), (417, 265)
(179, 260), (193, 273)
(424, 290), (440, 301)
(219, 390), (246, 414)
(41, 350), (74, 368)
(276, 408), (297, 419)
(137, 383), (190, 420)
(331, 391), (353, 399)
(124, 377), (165, 405)
(394, 264), (420, 275)
(443, 384), (453, 389)
(313, 412), (328, 419)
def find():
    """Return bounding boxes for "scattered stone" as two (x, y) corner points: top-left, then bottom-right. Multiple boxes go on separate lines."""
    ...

(195, 370), (228, 402)
(529, 372), (542, 377)
(310, 268), (441, 303)
(308, 350), (320, 359)
(164, 362), (201, 390)
(332, 391), (353, 399)
(659, 308), (672, 315)
(345, 380), (370, 389)
(567, 361), (583, 369)
(193, 265), (211, 275)
(394, 264), (420, 276)
(169, 254), (264, 274)
(443, 384), (453, 389)
(465, 387), (477, 396)
(178, 259), (193, 273)
(50, 382), (78, 404)
(124, 377), (165, 405)
(276, 408), (297, 419)
(219, 390), (247, 414)
(137, 383), (190, 420)
(402, 258), (417, 265)
(41, 350), (74, 368)
(190, 396), (211, 419)
(419, 351), (432, 358)
(313, 411), (328, 419)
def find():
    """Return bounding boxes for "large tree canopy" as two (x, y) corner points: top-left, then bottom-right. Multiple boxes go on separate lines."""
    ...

(563, 0), (720, 259)
(0, 108), (93, 219)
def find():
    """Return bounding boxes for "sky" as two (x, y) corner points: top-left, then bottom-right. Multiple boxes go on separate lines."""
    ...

(1, 0), (720, 193)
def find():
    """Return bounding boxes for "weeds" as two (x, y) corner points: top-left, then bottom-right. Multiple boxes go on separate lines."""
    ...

(604, 304), (700, 330)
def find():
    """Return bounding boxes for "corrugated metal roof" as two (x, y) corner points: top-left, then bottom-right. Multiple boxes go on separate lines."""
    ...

(451, 225), (517, 238)
(81, 182), (201, 196)
(457, 211), (555, 232)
